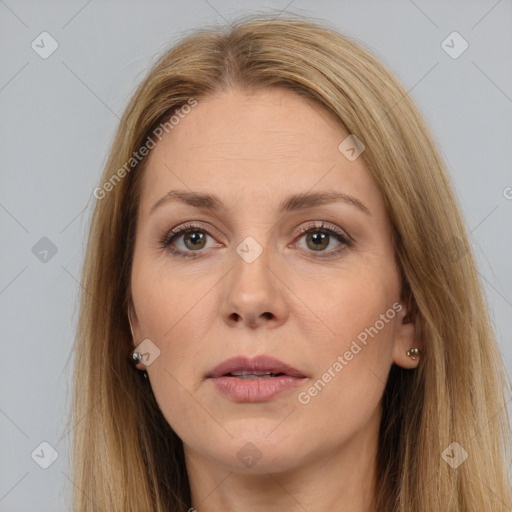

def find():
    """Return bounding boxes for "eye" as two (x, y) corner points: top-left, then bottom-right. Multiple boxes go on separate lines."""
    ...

(293, 221), (352, 258)
(160, 222), (220, 258)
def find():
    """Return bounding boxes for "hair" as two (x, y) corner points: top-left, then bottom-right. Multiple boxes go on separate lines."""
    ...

(67, 12), (512, 511)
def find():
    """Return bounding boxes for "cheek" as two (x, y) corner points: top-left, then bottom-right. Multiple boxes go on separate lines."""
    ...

(131, 254), (216, 342)
(299, 267), (398, 352)
(296, 276), (398, 410)
(130, 263), (212, 423)
(133, 281), (214, 439)
(295, 317), (396, 443)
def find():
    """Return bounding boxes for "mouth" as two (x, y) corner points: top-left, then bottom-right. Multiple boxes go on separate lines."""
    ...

(206, 355), (307, 403)
(223, 370), (288, 379)
(206, 355), (307, 380)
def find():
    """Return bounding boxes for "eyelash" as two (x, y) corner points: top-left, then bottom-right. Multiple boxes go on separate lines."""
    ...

(159, 221), (353, 259)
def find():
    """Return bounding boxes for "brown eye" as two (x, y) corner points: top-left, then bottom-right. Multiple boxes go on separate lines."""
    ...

(160, 223), (220, 259)
(182, 230), (207, 250)
(294, 222), (352, 258)
(304, 231), (330, 251)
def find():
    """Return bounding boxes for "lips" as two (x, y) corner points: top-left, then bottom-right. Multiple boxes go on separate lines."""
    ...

(207, 355), (307, 402)
(207, 355), (306, 379)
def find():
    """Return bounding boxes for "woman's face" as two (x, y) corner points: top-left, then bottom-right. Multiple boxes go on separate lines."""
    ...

(129, 87), (419, 475)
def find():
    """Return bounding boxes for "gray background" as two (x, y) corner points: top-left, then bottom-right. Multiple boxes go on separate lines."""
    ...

(1, 0), (511, 510)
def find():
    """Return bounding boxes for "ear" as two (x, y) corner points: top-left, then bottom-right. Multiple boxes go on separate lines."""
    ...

(391, 296), (423, 370)
(128, 305), (145, 370)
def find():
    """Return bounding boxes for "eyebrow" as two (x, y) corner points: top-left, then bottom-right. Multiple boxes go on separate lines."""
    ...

(149, 190), (371, 216)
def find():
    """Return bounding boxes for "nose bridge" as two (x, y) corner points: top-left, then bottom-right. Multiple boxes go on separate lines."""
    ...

(220, 231), (287, 327)
(232, 234), (273, 304)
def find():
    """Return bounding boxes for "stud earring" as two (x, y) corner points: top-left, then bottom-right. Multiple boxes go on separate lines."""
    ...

(406, 348), (420, 360)
(129, 309), (148, 379)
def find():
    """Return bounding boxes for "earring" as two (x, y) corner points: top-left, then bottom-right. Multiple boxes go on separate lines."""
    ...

(129, 309), (148, 380)
(132, 351), (148, 379)
(406, 348), (420, 360)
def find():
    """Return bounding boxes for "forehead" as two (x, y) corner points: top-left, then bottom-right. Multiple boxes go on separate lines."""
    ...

(138, 87), (382, 217)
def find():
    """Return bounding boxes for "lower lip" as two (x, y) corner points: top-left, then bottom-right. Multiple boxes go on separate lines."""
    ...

(209, 375), (305, 402)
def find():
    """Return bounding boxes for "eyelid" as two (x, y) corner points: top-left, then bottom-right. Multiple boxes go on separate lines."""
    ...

(168, 221), (218, 238)
(295, 220), (352, 242)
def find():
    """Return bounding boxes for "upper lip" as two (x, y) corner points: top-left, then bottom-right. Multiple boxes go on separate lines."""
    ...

(207, 355), (306, 379)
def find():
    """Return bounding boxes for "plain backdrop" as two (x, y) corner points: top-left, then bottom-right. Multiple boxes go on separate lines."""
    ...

(1, 1), (511, 510)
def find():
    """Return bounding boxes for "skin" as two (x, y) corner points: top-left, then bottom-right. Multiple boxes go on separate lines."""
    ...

(129, 87), (422, 512)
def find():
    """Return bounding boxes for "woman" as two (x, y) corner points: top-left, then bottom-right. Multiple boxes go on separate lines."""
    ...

(69, 13), (512, 511)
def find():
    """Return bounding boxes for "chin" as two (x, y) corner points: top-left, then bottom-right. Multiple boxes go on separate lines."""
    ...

(209, 435), (304, 474)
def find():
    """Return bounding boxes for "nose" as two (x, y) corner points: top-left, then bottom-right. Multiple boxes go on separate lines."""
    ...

(220, 243), (289, 329)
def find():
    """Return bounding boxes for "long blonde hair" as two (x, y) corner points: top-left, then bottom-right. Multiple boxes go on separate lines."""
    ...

(68, 13), (512, 511)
